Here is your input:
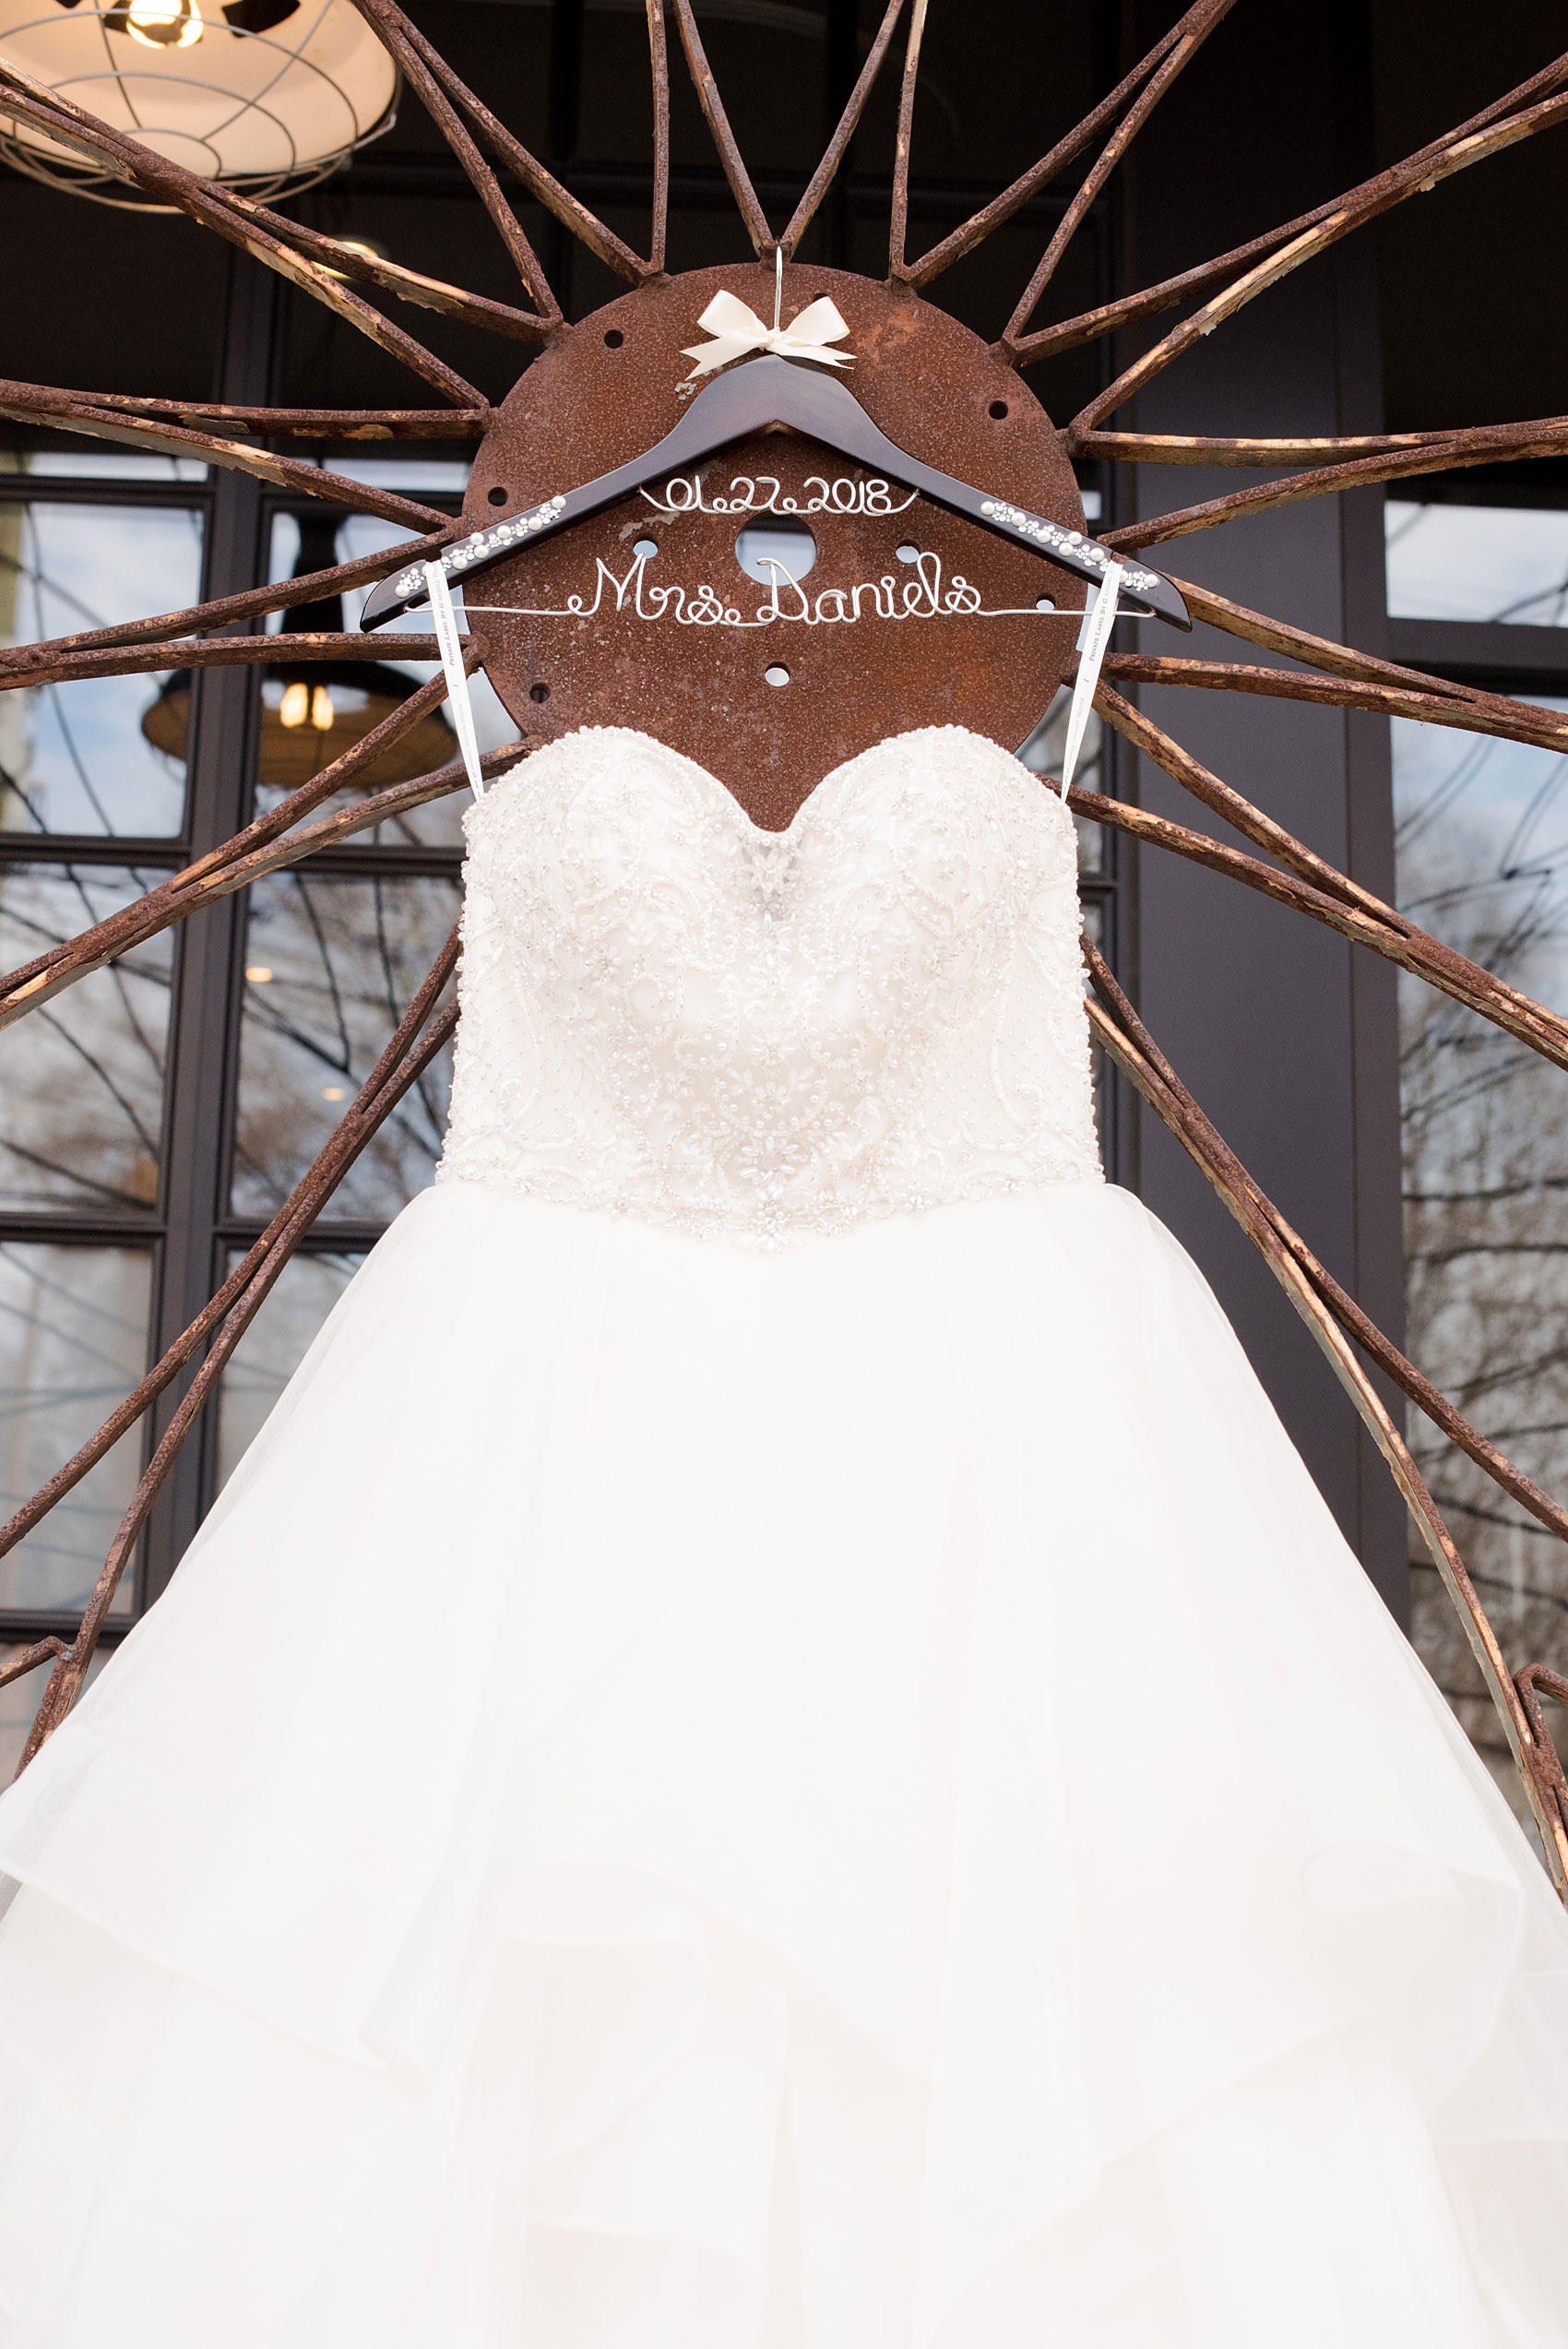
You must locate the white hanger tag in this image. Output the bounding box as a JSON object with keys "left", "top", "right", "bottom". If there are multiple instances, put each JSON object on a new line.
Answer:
{"left": 422, "top": 559, "right": 486, "bottom": 801}
{"left": 1060, "top": 560, "right": 1123, "bottom": 799}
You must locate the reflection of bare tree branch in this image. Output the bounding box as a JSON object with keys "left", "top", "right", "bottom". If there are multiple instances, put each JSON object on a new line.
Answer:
{"left": 1399, "top": 729, "right": 1568, "bottom": 1819}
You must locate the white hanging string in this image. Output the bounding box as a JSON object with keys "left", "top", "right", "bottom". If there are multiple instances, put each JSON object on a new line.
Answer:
{"left": 422, "top": 558, "right": 486, "bottom": 801}
{"left": 1059, "top": 559, "right": 1123, "bottom": 800}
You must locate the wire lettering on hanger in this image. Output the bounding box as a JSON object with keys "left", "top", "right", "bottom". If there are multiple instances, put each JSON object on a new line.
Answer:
{"left": 638, "top": 473, "right": 920, "bottom": 518}
{"left": 465, "top": 549, "right": 1079, "bottom": 630}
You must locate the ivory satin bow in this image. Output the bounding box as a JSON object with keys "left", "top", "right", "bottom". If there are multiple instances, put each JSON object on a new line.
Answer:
{"left": 682, "top": 289, "right": 854, "bottom": 379}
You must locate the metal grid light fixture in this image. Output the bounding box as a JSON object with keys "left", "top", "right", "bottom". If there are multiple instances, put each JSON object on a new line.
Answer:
{"left": 0, "top": 0, "right": 397, "bottom": 203}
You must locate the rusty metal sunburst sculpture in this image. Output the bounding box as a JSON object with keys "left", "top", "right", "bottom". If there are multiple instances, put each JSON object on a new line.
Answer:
{"left": 3, "top": 0, "right": 1568, "bottom": 1896}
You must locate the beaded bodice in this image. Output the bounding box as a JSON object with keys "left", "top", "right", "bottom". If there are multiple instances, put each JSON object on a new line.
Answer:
{"left": 436, "top": 725, "right": 1102, "bottom": 1244}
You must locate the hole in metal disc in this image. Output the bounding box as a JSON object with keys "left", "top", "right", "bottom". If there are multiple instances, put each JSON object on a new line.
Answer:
{"left": 529, "top": 683, "right": 550, "bottom": 703}
{"left": 633, "top": 537, "right": 659, "bottom": 560}
{"left": 989, "top": 399, "right": 1009, "bottom": 420}
{"left": 895, "top": 543, "right": 920, "bottom": 564}
{"left": 765, "top": 664, "right": 790, "bottom": 687}
{"left": 603, "top": 328, "right": 624, "bottom": 347}
{"left": 1036, "top": 595, "right": 1056, "bottom": 612}
{"left": 735, "top": 519, "right": 817, "bottom": 585}
{"left": 488, "top": 486, "right": 507, "bottom": 506}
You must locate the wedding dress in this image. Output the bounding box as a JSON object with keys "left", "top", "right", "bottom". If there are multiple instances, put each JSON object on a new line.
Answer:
{"left": 0, "top": 724, "right": 1565, "bottom": 2348}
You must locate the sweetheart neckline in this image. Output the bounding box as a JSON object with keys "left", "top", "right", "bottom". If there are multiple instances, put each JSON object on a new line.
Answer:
{"left": 470, "top": 722, "right": 1066, "bottom": 848}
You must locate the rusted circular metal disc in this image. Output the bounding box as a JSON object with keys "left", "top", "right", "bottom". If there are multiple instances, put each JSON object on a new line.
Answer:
{"left": 465, "top": 262, "right": 1084, "bottom": 830}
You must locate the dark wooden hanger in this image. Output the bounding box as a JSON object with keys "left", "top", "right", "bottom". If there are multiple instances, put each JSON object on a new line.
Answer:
{"left": 361, "top": 353, "right": 1191, "bottom": 631}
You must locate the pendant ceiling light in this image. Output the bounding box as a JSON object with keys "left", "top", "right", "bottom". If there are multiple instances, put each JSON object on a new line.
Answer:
{"left": 142, "top": 511, "right": 456, "bottom": 793}
{"left": 0, "top": 0, "right": 397, "bottom": 203}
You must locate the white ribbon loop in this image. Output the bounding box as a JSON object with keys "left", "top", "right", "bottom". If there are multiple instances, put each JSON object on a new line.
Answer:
{"left": 1060, "top": 561, "right": 1123, "bottom": 800}
{"left": 422, "top": 558, "right": 486, "bottom": 802}
{"left": 682, "top": 289, "right": 854, "bottom": 380}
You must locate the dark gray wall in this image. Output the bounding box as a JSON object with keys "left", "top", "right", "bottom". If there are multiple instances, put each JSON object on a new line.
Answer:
{"left": 1120, "top": 3, "right": 1409, "bottom": 1615}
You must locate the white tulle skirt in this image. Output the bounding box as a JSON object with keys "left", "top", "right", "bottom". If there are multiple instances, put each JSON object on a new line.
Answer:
{"left": 0, "top": 1178, "right": 1565, "bottom": 2347}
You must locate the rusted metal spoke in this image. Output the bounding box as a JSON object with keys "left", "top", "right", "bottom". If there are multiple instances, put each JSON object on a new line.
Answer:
{"left": 1070, "top": 79, "right": 1568, "bottom": 433}
{"left": 1164, "top": 572, "right": 1479, "bottom": 701}
{"left": 1101, "top": 420, "right": 1568, "bottom": 550}
{"left": 17, "top": 971, "right": 462, "bottom": 1775}
{"left": 1075, "top": 876, "right": 1568, "bottom": 1549}
{"left": 1083, "top": 943, "right": 1568, "bottom": 1900}
{"left": 647, "top": 0, "right": 671, "bottom": 272}
{"left": 380, "top": 6, "right": 642, "bottom": 282}
{"left": 903, "top": 0, "right": 1207, "bottom": 289}
{"left": 0, "top": 914, "right": 469, "bottom": 1575}
{"left": 0, "top": 384, "right": 450, "bottom": 531}
{"left": 0, "top": 1638, "right": 66, "bottom": 1696}
{"left": 0, "top": 67, "right": 487, "bottom": 408}
{"left": 1102, "top": 653, "right": 1568, "bottom": 757}
{"left": 886, "top": 0, "right": 928, "bottom": 276}
{"left": 0, "top": 723, "right": 514, "bottom": 1047}
{"left": 670, "top": 0, "right": 773, "bottom": 255}
{"left": 1079, "top": 421, "right": 1568, "bottom": 468}
{"left": 0, "top": 685, "right": 509, "bottom": 1032}
{"left": 346, "top": 0, "right": 561, "bottom": 319}
{"left": 1517, "top": 1667, "right": 1568, "bottom": 1842}
{"left": 1001, "top": 0, "right": 1238, "bottom": 346}
{"left": 0, "top": 531, "right": 454, "bottom": 676}
{"left": 783, "top": 0, "right": 905, "bottom": 258}
{"left": 1088, "top": 693, "right": 1568, "bottom": 1070}
{"left": 18, "top": 398, "right": 488, "bottom": 444}
{"left": 215, "top": 202, "right": 550, "bottom": 346}
{"left": 1025, "top": 45, "right": 1568, "bottom": 373}
{"left": 0, "top": 738, "right": 517, "bottom": 1031}
{"left": 3, "top": 632, "right": 438, "bottom": 694}
{"left": 1070, "top": 778, "right": 1568, "bottom": 1073}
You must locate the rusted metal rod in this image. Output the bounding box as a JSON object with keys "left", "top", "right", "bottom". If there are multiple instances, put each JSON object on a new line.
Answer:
{"left": 0, "top": 742, "right": 518, "bottom": 1038}
{"left": 16, "top": 963, "right": 462, "bottom": 1774}
{"left": 1020, "top": 46, "right": 1568, "bottom": 370}
{"left": 646, "top": 0, "right": 671, "bottom": 273}
{"left": 904, "top": 0, "right": 1213, "bottom": 288}
{"left": 1102, "top": 653, "right": 1568, "bottom": 756}
{"left": 346, "top": 0, "right": 561, "bottom": 319}
{"left": 0, "top": 66, "right": 488, "bottom": 408}
{"left": 1075, "top": 417, "right": 1568, "bottom": 468}
{"left": 1070, "top": 80, "right": 1568, "bottom": 434}
{"left": 1083, "top": 942, "right": 1568, "bottom": 1901}
{"left": 670, "top": 0, "right": 774, "bottom": 256}
{"left": 783, "top": 0, "right": 905, "bottom": 258}
{"left": 0, "top": 531, "right": 456, "bottom": 676}
{"left": 1001, "top": 0, "right": 1239, "bottom": 344}
{"left": 392, "top": 1, "right": 647, "bottom": 282}
{"left": 1101, "top": 422, "right": 1568, "bottom": 552}
{"left": 0, "top": 382, "right": 449, "bottom": 530}
{"left": 886, "top": 0, "right": 929, "bottom": 276}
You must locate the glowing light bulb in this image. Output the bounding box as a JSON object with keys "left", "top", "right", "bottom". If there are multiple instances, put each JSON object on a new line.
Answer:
{"left": 310, "top": 686, "right": 335, "bottom": 731}
{"left": 244, "top": 965, "right": 273, "bottom": 984}
{"left": 279, "top": 681, "right": 310, "bottom": 728}
{"left": 125, "top": 0, "right": 204, "bottom": 47}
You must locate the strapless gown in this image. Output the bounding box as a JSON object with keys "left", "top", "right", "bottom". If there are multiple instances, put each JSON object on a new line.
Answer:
{"left": 0, "top": 726, "right": 1565, "bottom": 2349}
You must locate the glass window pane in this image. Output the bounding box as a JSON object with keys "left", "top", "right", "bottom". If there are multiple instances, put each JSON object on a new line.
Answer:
{"left": 256, "top": 511, "right": 517, "bottom": 851}
{"left": 232, "top": 870, "right": 460, "bottom": 1221}
{"left": 0, "top": 453, "right": 207, "bottom": 483}
{"left": 1018, "top": 687, "right": 1106, "bottom": 873}
{"left": 0, "top": 1243, "right": 151, "bottom": 1614}
{"left": 1385, "top": 500, "right": 1568, "bottom": 626}
{"left": 0, "top": 864, "right": 172, "bottom": 1213}
{"left": 1394, "top": 703, "right": 1568, "bottom": 1816}
{"left": 217, "top": 1249, "right": 364, "bottom": 1492}
{"left": 0, "top": 498, "right": 205, "bottom": 835}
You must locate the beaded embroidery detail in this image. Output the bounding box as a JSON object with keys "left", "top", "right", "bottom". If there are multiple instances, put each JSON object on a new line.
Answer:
{"left": 436, "top": 724, "right": 1102, "bottom": 1244}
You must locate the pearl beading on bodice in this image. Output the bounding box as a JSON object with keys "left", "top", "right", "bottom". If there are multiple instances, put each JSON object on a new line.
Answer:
{"left": 436, "top": 725, "right": 1102, "bottom": 1244}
